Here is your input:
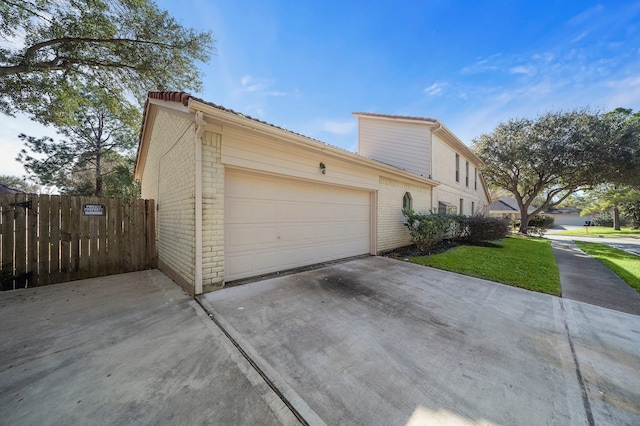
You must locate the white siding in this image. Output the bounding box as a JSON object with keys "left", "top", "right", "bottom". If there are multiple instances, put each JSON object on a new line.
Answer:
{"left": 358, "top": 118, "right": 432, "bottom": 178}
{"left": 432, "top": 133, "right": 488, "bottom": 214}
{"left": 377, "top": 177, "right": 432, "bottom": 252}
{"left": 222, "top": 127, "right": 379, "bottom": 190}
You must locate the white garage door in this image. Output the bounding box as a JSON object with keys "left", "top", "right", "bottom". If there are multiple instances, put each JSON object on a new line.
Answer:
{"left": 225, "top": 170, "right": 371, "bottom": 281}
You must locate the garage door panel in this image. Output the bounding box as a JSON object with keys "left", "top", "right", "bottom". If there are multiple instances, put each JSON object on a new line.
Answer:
{"left": 254, "top": 226, "right": 278, "bottom": 244}
{"left": 227, "top": 227, "right": 254, "bottom": 248}
{"left": 300, "top": 225, "right": 317, "bottom": 240}
{"left": 227, "top": 254, "right": 253, "bottom": 278}
{"left": 225, "top": 170, "right": 371, "bottom": 281}
{"left": 349, "top": 222, "right": 370, "bottom": 237}
{"left": 227, "top": 199, "right": 255, "bottom": 222}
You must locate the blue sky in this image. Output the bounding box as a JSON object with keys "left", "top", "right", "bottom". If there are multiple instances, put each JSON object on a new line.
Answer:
{"left": 2, "top": 0, "right": 640, "bottom": 177}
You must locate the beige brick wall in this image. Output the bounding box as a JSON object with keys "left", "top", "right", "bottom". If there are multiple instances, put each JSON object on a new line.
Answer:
{"left": 140, "top": 110, "right": 196, "bottom": 290}
{"left": 201, "top": 131, "right": 224, "bottom": 292}
{"left": 377, "top": 176, "right": 432, "bottom": 252}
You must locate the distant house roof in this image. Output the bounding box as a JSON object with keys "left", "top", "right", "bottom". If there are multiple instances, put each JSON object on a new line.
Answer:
{"left": 489, "top": 197, "right": 536, "bottom": 214}
{"left": 0, "top": 183, "right": 25, "bottom": 194}
{"left": 544, "top": 207, "right": 583, "bottom": 215}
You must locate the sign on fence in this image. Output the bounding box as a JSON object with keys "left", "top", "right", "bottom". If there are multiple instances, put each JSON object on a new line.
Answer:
{"left": 82, "top": 204, "right": 106, "bottom": 216}
{"left": 0, "top": 194, "right": 156, "bottom": 291}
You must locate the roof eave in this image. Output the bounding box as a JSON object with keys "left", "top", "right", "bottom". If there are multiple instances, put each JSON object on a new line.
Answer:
{"left": 189, "top": 99, "right": 440, "bottom": 187}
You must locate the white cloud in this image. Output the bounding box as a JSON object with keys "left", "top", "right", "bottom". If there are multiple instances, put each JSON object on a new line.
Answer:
{"left": 604, "top": 75, "right": 640, "bottom": 107}
{"left": 240, "top": 75, "right": 273, "bottom": 93}
{"left": 571, "top": 30, "right": 590, "bottom": 43}
{"left": 460, "top": 54, "right": 501, "bottom": 74}
{"left": 424, "top": 82, "right": 446, "bottom": 96}
{"left": 319, "top": 119, "right": 356, "bottom": 135}
{"left": 567, "top": 4, "right": 605, "bottom": 26}
{"left": 509, "top": 66, "right": 533, "bottom": 75}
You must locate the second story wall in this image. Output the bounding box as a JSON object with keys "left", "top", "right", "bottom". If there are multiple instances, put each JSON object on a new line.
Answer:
{"left": 432, "top": 132, "right": 480, "bottom": 192}
{"left": 358, "top": 117, "right": 432, "bottom": 179}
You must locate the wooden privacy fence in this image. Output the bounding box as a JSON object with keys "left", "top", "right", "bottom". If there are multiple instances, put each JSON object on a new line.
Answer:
{"left": 1, "top": 194, "right": 156, "bottom": 291}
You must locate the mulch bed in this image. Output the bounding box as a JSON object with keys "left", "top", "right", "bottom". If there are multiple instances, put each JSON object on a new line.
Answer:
{"left": 382, "top": 240, "right": 460, "bottom": 259}
{"left": 383, "top": 239, "right": 502, "bottom": 260}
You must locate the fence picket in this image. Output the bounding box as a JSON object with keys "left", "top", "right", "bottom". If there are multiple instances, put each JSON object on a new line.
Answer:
{"left": 14, "top": 193, "right": 27, "bottom": 289}
{"left": 49, "top": 195, "right": 61, "bottom": 284}
{"left": 1, "top": 195, "right": 16, "bottom": 290}
{"left": 60, "top": 196, "right": 71, "bottom": 283}
{"left": 38, "top": 195, "right": 50, "bottom": 286}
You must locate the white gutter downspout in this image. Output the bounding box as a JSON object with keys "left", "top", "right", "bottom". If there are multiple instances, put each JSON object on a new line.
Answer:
{"left": 431, "top": 123, "right": 442, "bottom": 211}
{"left": 194, "top": 111, "right": 206, "bottom": 295}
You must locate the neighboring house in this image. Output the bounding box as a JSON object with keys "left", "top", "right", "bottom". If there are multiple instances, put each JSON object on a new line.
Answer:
{"left": 543, "top": 207, "right": 592, "bottom": 226}
{"left": 0, "top": 183, "right": 25, "bottom": 194}
{"left": 135, "top": 92, "right": 490, "bottom": 295}
{"left": 489, "top": 197, "right": 536, "bottom": 220}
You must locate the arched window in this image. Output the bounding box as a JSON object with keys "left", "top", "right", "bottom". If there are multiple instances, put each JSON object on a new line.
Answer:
{"left": 402, "top": 192, "right": 412, "bottom": 210}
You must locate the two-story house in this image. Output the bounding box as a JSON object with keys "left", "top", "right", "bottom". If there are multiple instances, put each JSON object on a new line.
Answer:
{"left": 135, "top": 92, "right": 490, "bottom": 294}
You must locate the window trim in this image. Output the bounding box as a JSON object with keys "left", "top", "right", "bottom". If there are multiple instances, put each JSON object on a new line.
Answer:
{"left": 402, "top": 191, "right": 413, "bottom": 210}
{"left": 455, "top": 153, "right": 460, "bottom": 183}
{"left": 474, "top": 168, "right": 478, "bottom": 191}
{"left": 438, "top": 201, "right": 457, "bottom": 215}
{"left": 465, "top": 161, "right": 469, "bottom": 187}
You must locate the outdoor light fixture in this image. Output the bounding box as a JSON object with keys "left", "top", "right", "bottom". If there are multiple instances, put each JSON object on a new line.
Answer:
{"left": 319, "top": 162, "right": 326, "bottom": 174}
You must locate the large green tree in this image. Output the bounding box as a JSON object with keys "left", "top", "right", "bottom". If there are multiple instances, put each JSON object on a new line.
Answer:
{"left": 583, "top": 186, "right": 640, "bottom": 229}
{"left": 0, "top": 0, "right": 214, "bottom": 118}
{"left": 473, "top": 109, "right": 605, "bottom": 234}
{"left": 593, "top": 108, "right": 640, "bottom": 228}
{"left": 17, "top": 88, "right": 140, "bottom": 197}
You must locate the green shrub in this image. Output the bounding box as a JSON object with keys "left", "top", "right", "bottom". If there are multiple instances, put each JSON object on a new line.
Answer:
{"left": 448, "top": 214, "right": 469, "bottom": 240}
{"left": 402, "top": 209, "right": 453, "bottom": 250}
{"left": 466, "top": 216, "right": 510, "bottom": 243}
{"left": 592, "top": 213, "right": 613, "bottom": 227}
{"left": 528, "top": 215, "right": 554, "bottom": 228}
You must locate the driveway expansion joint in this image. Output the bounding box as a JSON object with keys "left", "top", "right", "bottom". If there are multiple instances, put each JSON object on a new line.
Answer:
{"left": 559, "top": 298, "right": 595, "bottom": 426}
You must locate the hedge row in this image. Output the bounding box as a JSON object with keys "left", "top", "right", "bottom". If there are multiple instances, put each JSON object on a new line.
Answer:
{"left": 402, "top": 210, "right": 510, "bottom": 251}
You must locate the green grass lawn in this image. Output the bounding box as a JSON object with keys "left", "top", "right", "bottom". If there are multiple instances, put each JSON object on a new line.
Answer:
{"left": 411, "top": 236, "right": 561, "bottom": 295}
{"left": 574, "top": 241, "right": 640, "bottom": 293}
{"left": 556, "top": 226, "right": 640, "bottom": 237}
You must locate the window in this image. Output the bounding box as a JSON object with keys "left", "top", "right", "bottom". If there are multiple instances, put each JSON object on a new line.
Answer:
{"left": 465, "top": 161, "right": 469, "bottom": 187}
{"left": 438, "top": 202, "right": 456, "bottom": 215}
{"left": 471, "top": 201, "right": 475, "bottom": 215}
{"left": 402, "top": 192, "right": 412, "bottom": 210}
{"left": 459, "top": 198, "right": 464, "bottom": 215}
{"left": 455, "top": 154, "right": 460, "bottom": 182}
{"left": 474, "top": 168, "right": 478, "bottom": 191}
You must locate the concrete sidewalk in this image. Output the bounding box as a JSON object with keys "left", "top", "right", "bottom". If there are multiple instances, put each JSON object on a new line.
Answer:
{"left": 547, "top": 233, "right": 640, "bottom": 256}
{"left": 552, "top": 239, "right": 640, "bottom": 315}
{"left": 0, "top": 270, "right": 298, "bottom": 425}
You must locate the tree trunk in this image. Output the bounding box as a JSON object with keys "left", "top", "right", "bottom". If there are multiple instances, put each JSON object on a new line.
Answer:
{"left": 95, "top": 151, "right": 103, "bottom": 197}
{"left": 519, "top": 210, "right": 530, "bottom": 234}
{"left": 613, "top": 206, "right": 621, "bottom": 230}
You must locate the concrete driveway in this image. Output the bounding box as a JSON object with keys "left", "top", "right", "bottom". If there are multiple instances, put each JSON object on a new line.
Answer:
{"left": 0, "top": 270, "right": 298, "bottom": 425}
{"left": 200, "top": 257, "right": 640, "bottom": 426}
